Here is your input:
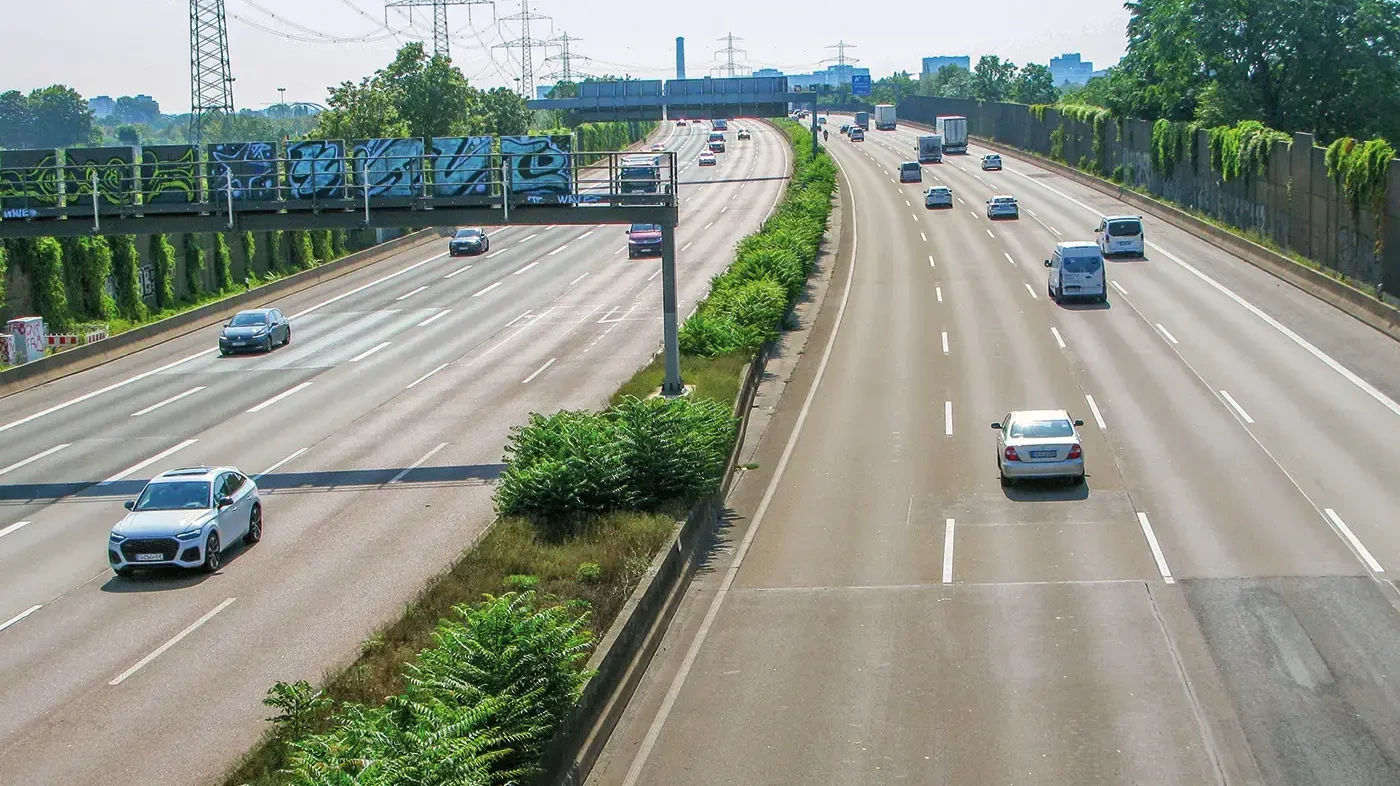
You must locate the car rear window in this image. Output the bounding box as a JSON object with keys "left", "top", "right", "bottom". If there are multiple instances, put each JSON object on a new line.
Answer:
{"left": 1010, "top": 418, "right": 1074, "bottom": 439}
{"left": 136, "top": 481, "right": 212, "bottom": 511}
{"left": 1063, "top": 254, "right": 1103, "bottom": 274}
{"left": 902, "top": 163, "right": 919, "bottom": 172}
{"left": 1108, "top": 219, "right": 1141, "bottom": 236}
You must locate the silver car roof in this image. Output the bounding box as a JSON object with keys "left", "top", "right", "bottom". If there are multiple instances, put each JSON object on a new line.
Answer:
{"left": 1009, "top": 409, "right": 1072, "bottom": 423}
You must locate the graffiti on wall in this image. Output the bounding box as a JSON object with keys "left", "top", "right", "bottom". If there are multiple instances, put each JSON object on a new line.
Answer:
{"left": 431, "top": 136, "right": 494, "bottom": 197}
{"left": 141, "top": 145, "right": 200, "bottom": 204}
{"left": 352, "top": 138, "right": 423, "bottom": 198}
{"left": 287, "top": 140, "right": 347, "bottom": 200}
{"left": 0, "top": 149, "right": 62, "bottom": 209}
{"left": 209, "top": 142, "right": 278, "bottom": 201}
{"left": 106, "top": 264, "right": 157, "bottom": 302}
{"left": 501, "top": 135, "right": 573, "bottom": 199}
{"left": 64, "top": 147, "right": 136, "bottom": 206}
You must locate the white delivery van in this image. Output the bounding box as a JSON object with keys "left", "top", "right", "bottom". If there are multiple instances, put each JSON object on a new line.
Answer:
{"left": 1044, "top": 241, "right": 1107, "bottom": 302}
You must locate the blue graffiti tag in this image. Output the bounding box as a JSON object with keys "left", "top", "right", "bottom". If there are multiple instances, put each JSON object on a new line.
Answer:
{"left": 352, "top": 138, "right": 423, "bottom": 198}
{"left": 287, "top": 140, "right": 346, "bottom": 200}
{"left": 501, "top": 136, "right": 574, "bottom": 197}
{"left": 431, "top": 136, "right": 493, "bottom": 197}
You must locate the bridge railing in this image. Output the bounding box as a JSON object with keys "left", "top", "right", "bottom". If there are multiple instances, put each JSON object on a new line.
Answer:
{"left": 0, "top": 137, "right": 678, "bottom": 231}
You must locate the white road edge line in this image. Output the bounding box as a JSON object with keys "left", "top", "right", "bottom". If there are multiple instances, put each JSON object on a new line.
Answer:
{"left": 110, "top": 598, "right": 237, "bottom": 685}
{"left": 522, "top": 357, "right": 557, "bottom": 384}
{"left": 254, "top": 448, "right": 307, "bottom": 481}
{"left": 472, "top": 281, "right": 502, "bottom": 297}
{"left": 100, "top": 439, "right": 198, "bottom": 485}
{"left": 0, "top": 520, "right": 32, "bottom": 539}
{"left": 406, "top": 363, "right": 450, "bottom": 390}
{"left": 0, "top": 443, "right": 72, "bottom": 476}
{"left": 1050, "top": 327, "right": 1066, "bottom": 349}
{"left": 417, "top": 309, "right": 452, "bottom": 327}
{"left": 1024, "top": 282, "right": 1039, "bottom": 300}
{"left": 389, "top": 442, "right": 448, "bottom": 484}
{"left": 1219, "top": 390, "right": 1255, "bottom": 423}
{"left": 1136, "top": 513, "right": 1175, "bottom": 584}
{"left": 247, "top": 381, "right": 313, "bottom": 413}
{"left": 945, "top": 401, "right": 954, "bottom": 436}
{"left": 1156, "top": 323, "right": 1180, "bottom": 344}
{"left": 130, "top": 388, "right": 205, "bottom": 418}
{"left": 1084, "top": 394, "right": 1107, "bottom": 430}
{"left": 942, "top": 518, "right": 956, "bottom": 584}
{"left": 941, "top": 331, "right": 949, "bottom": 354}
{"left": 1, "top": 605, "right": 43, "bottom": 633}
{"left": 395, "top": 285, "right": 427, "bottom": 301}
{"left": 1323, "top": 508, "right": 1384, "bottom": 573}
{"left": 349, "top": 342, "right": 391, "bottom": 362}
{"left": 617, "top": 152, "right": 862, "bottom": 786}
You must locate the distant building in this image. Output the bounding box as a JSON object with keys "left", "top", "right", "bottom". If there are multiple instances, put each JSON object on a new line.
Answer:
{"left": 537, "top": 85, "right": 552, "bottom": 99}
{"left": 133, "top": 94, "right": 160, "bottom": 115}
{"left": 90, "top": 95, "right": 116, "bottom": 118}
{"left": 752, "top": 68, "right": 784, "bottom": 78}
{"left": 921, "top": 56, "right": 970, "bottom": 76}
{"left": 1049, "top": 53, "right": 1111, "bottom": 87}
{"left": 786, "top": 64, "right": 871, "bottom": 91}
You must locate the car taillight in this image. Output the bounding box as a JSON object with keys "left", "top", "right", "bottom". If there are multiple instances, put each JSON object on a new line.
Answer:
{"left": 1004, "top": 447, "right": 1020, "bottom": 461}
{"left": 1067, "top": 444, "right": 1082, "bottom": 459}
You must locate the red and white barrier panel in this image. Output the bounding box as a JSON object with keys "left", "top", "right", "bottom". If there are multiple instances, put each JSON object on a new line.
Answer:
{"left": 47, "top": 328, "right": 109, "bottom": 348}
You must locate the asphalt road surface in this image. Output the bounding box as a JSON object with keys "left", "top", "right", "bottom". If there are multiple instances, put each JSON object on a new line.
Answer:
{"left": 0, "top": 120, "right": 788, "bottom": 786}
{"left": 585, "top": 116, "right": 1400, "bottom": 786}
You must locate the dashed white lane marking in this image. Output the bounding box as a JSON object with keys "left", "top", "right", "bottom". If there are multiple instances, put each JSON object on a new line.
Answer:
{"left": 254, "top": 447, "right": 308, "bottom": 481}
{"left": 395, "top": 285, "right": 427, "bottom": 302}
{"left": 349, "top": 342, "right": 391, "bottom": 363}
{"left": 1156, "top": 323, "right": 1180, "bottom": 344}
{"left": 1323, "top": 508, "right": 1384, "bottom": 573}
{"left": 472, "top": 281, "right": 502, "bottom": 297}
{"left": 1084, "top": 394, "right": 1107, "bottom": 430}
{"left": 389, "top": 442, "right": 447, "bottom": 484}
{"left": 1111, "top": 280, "right": 1129, "bottom": 296}
{"left": 0, "top": 520, "right": 32, "bottom": 539}
{"left": 515, "top": 261, "right": 540, "bottom": 275}
{"left": 969, "top": 210, "right": 978, "bottom": 218}
{"left": 936, "top": 287, "right": 943, "bottom": 302}
{"left": 648, "top": 269, "right": 662, "bottom": 282}
{"left": 100, "top": 439, "right": 198, "bottom": 484}
{"left": 986, "top": 229, "right": 995, "bottom": 239}
{"left": 444, "top": 264, "right": 473, "bottom": 278}
{"left": 1024, "top": 282, "right": 1039, "bottom": 300}
{"left": 1136, "top": 513, "right": 1175, "bottom": 584}
{"left": 287, "top": 252, "right": 446, "bottom": 321}
{"left": 945, "top": 401, "right": 954, "bottom": 436}
{"left": 130, "top": 387, "right": 207, "bottom": 418}
{"left": 406, "top": 363, "right": 449, "bottom": 390}
{"left": 521, "top": 233, "right": 538, "bottom": 242}
{"left": 246, "top": 382, "right": 312, "bottom": 414}
{"left": 1050, "top": 327, "right": 1066, "bottom": 349}
{"left": 576, "top": 230, "right": 594, "bottom": 240}
{"left": 505, "top": 310, "right": 534, "bottom": 328}
{"left": 682, "top": 241, "right": 693, "bottom": 252}
{"left": 1004, "top": 252, "right": 1016, "bottom": 266}
{"left": 1050, "top": 226, "right": 1062, "bottom": 236}
{"left": 417, "top": 309, "right": 451, "bottom": 327}
{"left": 547, "top": 245, "right": 568, "bottom": 256}
{"left": 942, "top": 518, "right": 956, "bottom": 584}
{"left": 522, "top": 358, "right": 557, "bottom": 384}
{"left": 928, "top": 255, "right": 935, "bottom": 267}
{"left": 110, "top": 598, "right": 237, "bottom": 686}
{"left": 1219, "top": 390, "right": 1255, "bottom": 423}
{"left": 957, "top": 197, "right": 965, "bottom": 204}
{"left": 1, "top": 443, "right": 72, "bottom": 475}
{"left": 1, "top": 605, "right": 44, "bottom": 633}
{"left": 486, "top": 249, "right": 506, "bottom": 259}
{"left": 921, "top": 232, "right": 927, "bottom": 242}
{"left": 704, "top": 221, "right": 714, "bottom": 229}
{"left": 569, "top": 273, "right": 590, "bottom": 287}
{"left": 905, "top": 198, "right": 911, "bottom": 206}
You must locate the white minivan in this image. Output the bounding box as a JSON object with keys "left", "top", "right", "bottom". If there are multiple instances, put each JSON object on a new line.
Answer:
{"left": 1044, "top": 241, "right": 1107, "bottom": 302}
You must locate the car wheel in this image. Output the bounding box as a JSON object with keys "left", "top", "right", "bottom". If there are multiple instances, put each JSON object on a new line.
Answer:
{"left": 283, "top": 328, "right": 292, "bottom": 346}
{"left": 115, "top": 566, "right": 135, "bottom": 578}
{"left": 244, "top": 504, "right": 262, "bottom": 544}
{"left": 1000, "top": 471, "right": 1014, "bottom": 488}
{"left": 483, "top": 240, "right": 490, "bottom": 253}
{"left": 201, "top": 531, "right": 222, "bottom": 573}
{"left": 219, "top": 348, "right": 230, "bottom": 357}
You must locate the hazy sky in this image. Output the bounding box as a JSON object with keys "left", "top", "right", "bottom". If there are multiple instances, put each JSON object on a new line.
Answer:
{"left": 2, "top": 0, "right": 1131, "bottom": 111}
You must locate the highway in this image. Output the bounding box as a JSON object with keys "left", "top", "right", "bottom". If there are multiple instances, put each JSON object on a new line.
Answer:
{"left": 586, "top": 115, "right": 1400, "bottom": 786}
{"left": 0, "top": 120, "right": 789, "bottom": 785}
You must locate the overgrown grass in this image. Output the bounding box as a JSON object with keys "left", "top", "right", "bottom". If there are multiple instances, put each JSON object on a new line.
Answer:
{"left": 223, "top": 511, "right": 675, "bottom": 786}
{"left": 610, "top": 352, "right": 752, "bottom": 408}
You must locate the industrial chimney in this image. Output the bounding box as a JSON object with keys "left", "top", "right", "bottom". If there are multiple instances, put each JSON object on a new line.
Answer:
{"left": 676, "top": 37, "right": 686, "bottom": 79}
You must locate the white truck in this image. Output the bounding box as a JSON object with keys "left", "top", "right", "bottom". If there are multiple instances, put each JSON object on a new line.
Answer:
{"left": 853, "top": 111, "right": 869, "bottom": 130}
{"left": 917, "top": 134, "right": 944, "bottom": 163}
{"left": 935, "top": 115, "right": 968, "bottom": 154}
{"left": 874, "top": 104, "right": 896, "bottom": 130}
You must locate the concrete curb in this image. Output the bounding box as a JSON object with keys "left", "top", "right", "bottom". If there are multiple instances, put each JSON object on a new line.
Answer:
{"left": 897, "top": 118, "right": 1400, "bottom": 343}
{"left": 0, "top": 227, "right": 449, "bottom": 399}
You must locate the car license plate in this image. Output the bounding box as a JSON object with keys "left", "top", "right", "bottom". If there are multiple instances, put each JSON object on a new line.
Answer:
{"left": 232, "top": 341, "right": 244, "bottom": 346}
{"left": 1030, "top": 450, "right": 1056, "bottom": 459}
{"left": 135, "top": 553, "right": 165, "bottom": 562}
{"left": 1065, "top": 286, "right": 1080, "bottom": 292}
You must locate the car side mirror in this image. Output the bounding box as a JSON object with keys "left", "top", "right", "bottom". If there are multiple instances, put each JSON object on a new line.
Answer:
{"left": 990, "top": 422, "right": 1002, "bottom": 430}
{"left": 123, "top": 500, "right": 135, "bottom": 511}
{"left": 1073, "top": 419, "right": 1085, "bottom": 427}
{"left": 217, "top": 495, "right": 234, "bottom": 508}
{"left": 624, "top": 229, "right": 630, "bottom": 235}
{"left": 1043, "top": 260, "right": 1051, "bottom": 267}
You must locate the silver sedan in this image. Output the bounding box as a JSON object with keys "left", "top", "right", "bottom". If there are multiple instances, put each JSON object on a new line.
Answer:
{"left": 991, "top": 409, "right": 1086, "bottom": 486}
{"left": 924, "top": 186, "right": 953, "bottom": 208}
{"left": 986, "top": 195, "right": 1020, "bottom": 219}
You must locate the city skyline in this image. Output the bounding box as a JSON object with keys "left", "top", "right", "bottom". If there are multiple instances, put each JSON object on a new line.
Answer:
{"left": 2, "top": 0, "right": 1131, "bottom": 111}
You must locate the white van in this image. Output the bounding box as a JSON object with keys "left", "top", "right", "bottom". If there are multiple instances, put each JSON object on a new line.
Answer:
{"left": 1096, "top": 215, "right": 1145, "bottom": 257}
{"left": 1044, "top": 241, "right": 1107, "bottom": 302}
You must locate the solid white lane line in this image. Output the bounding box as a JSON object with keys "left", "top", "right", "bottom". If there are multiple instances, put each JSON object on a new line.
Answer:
{"left": 942, "top": 518, "right": 956, "bottom": 584}
{"left": 0, "top": 348, "right": 215, "bottom": 434}
{"left": 389, "top": 442, "right": 447, "bottom": 484}
{"left": 110, "top": 598, "right": 237, "bottom": 686}
{"left": 100, "top": 439, "right": 198, "bottom": 485}
{"left": 522, "top": 358, "right": 557, "bottom": 384}
{"left": 247, "top": 382, "right": 313, "bottom": 413}
{"left": 1084, "top": 394, "right": 1107, "bottom": 430}
{"left": 486, "top": 249, "right": 507, "bottom": 259}
{"left": 547, "top": 245, "right": 568, "bottom": 256}
{"left": 1, "top": 605, "right": 43, "bottom": 633}
{"left": 1323, "top": 508, "right": 1384, "bottom": 573}
{"left": 936, "top": 287, "right": 943, "bottom": 302}
{"left": 1050, "top": 226, "right": 1062, "bottom": 236}
{"left": 681, "top": 241, "right": 693, "bottom": 252}
{"left": 444, "top": 264, "right": 473, "bottom": 278}
{"left": 254, "top": 448, "right": 307, "bottom": 480}
{"left": 1111, "top": 280, "right": 1129, "bottom": 296}
{"left": 986, "top": 229, "right": 995, "bottom": 239}
{"left": 0, "top": 521, "right": 32, "bottom": 539}
{"left": 928, "top": 255, "right": 935, "bottom": 267}
{"left": 406, "top": 363, "right": 449, "bottom": 389}
{"left": 417, "top": 309, "right": 452, "bottom": 327}
{"left": 945, "top": 401, "right": 954, "bottom": 436}
{"left": 1136, "top": 513, "right": 1175, "bottom": 584}
{"left": 941, "top": 332, "right": 949, "bottom": 354}
{"left": 287, "top": 252, "right": 445, "bottom": 320}
{"left": 1004, "top": 252, "right": 1016, "bottom": 266}
{"left": 515, "top": 261, "right": 540, "bottom": 275}
{"left": 395, "top": 285, "right": 427, "bottom": 301}
{"left": 1156, "top": 323, "right": 1180, "bottom": 344}
{"left": 0, "top": 443, "right": 72, "bottom": 476}
{"left": 1024, "top": 282, "right": 1039, "bottom": 300}
{"left": 349, "top": 342, "right": 391, "bottom": 362}
{"left": 1051, "top": 327, "right": 1066, "bottom": 349}
{"left": 130, "top": 388, "right": 205, "bottom": 418}
{"left": 1219, "top": 390, "right": 1255, "bottom": 423}
{"left": 472, "top": 281, "right": 502, "bottom": 297}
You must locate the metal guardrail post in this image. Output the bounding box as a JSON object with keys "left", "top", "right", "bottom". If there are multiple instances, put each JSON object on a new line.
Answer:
{"left": 660, "top": 224, "right": 684, "bottom": 395}
{"left": 501, "top": 154, "right": 510, "bottom": 222}
{"left": 224, "top": 165, "right": 234, "bottom": 229}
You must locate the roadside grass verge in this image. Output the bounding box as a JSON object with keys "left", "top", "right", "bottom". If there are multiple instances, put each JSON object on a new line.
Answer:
{"left": 610, "top": 351, "right": 751, "bottom": 407}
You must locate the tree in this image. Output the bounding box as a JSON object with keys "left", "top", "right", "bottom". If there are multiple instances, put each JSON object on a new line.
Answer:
{"left": 0, "top": 90, "right": 33, "bottom": 148}
{"left": 871, "top": 71, "right": 918, "bottom": 105}
{"left": 921, "top": 65, "right": 976, "bottom": 99}
{"left": 0, "top": 85, "right": 96, "bottom": 148}
{"left": 314, "top": 75, "right": 410, "bottom": 140}
{"left": 115, "top": 125, "right": 140, "bottom": 146}
{"left": 972, "top": 56, "right": 1018, "bottom": 102}
{"left": 113, "top": 95, "right": 161, "bottom": 125}
{"left": 111, "top": 236, "right": 146, "bottom": 321}
{"left": 479, "top": 87, "right": 530, "bottom": 135}
{"left": 546, "top": 80, "right": 579, "bottom": 98}
{"left": 1011, "top": 64, "right": 1059, "bottom": 104}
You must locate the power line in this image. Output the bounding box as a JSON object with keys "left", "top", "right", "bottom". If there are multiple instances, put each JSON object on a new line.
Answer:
{"left": 190, "top": 0, "right": 235, "bottom": 144}
{"left": 821, "top": 40, "right": 859, "bottom": 67}
{"left": 228, "top": 10, "right": 399, "bottom": 44}
{"left": 494, "top": 0, "right": 551, "bottom": 97}
{"left": 711, "top": 32, "right": 749, "bottom": 77}
{"left": 542, "top": 31, "right": 590, "bottom": 83}
{"left": 385, "top": 0, "right": 493, "bottom": 59}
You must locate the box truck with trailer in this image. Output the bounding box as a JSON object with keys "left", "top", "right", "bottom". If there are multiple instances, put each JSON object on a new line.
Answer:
{"left": 874, "top": 104, "right": 897, "bottom": 130}
{"left": 935, "top": 115, "right": 968, "bottom": 153}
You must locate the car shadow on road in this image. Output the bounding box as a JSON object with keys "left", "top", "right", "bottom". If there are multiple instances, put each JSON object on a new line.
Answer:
{"left": 1001, "top": 477, "right": 1091, "bottom": 502}
{"left": 1052, "top": 299, "right": 1112, "bottom": 312}
{"left": 98, "top": 540, "right": 255, "bottom": 592}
